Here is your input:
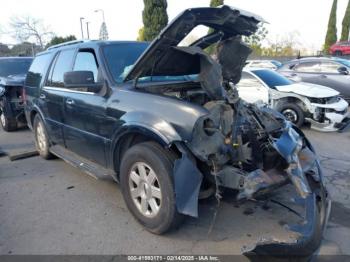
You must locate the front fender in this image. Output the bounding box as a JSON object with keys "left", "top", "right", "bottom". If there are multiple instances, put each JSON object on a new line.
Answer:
{"left": 120, "top": 111, "right": 182, "bottom": 144}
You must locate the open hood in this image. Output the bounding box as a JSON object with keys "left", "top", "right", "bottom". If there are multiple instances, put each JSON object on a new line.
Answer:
{"left": 276, "top": 82, "right": 339, "bottom": 98}
{"left": 124, "top": 5, "right": 264, "bottom": 82}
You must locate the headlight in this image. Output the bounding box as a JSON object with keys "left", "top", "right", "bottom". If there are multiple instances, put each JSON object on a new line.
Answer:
{"left": 0, "top": 87, "right": 5, "bottom": 96}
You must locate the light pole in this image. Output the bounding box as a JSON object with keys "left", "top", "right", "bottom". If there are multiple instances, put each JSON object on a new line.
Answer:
{"left": 86, "top": 21, "right": 90, "bottom": 39}
{"left": 80, "top": 17, "right": 85, "bottom": 39}
{"left": 94, "top": 9, "right": 105, "bottom": 23}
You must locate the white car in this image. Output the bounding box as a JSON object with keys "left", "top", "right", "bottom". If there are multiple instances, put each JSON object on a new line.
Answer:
{"left": 245, "top": 60, "right": 282, "bottom": 70}
{"left": 236, "top": 68, "right": 349, "bottom": 131}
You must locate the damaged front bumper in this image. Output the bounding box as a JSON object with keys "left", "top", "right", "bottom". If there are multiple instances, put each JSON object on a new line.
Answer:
{"left": 307, "top": 99, "right": 349, "bottom": 132}
{"left": 242, "top": 124, "right": 331, "bottom": 257}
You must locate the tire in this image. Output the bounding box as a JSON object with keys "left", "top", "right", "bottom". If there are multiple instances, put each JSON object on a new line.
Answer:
{"left": 120, "top": 141, "right": 184, "bottom": 234}
{"left": 278, "top": 103, "right": 305, "bottom": 127}
{"left": 0, "top": 108, "right": 17, "bottom": 132}
{"left": 33, "top": 114, "right": 53, "bottom": 159}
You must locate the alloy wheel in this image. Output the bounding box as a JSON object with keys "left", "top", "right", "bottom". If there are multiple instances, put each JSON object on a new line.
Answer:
{"left": 36, "top": 121, "right": 47, "bottom": 152}
{"left": 129, "top": 162, "right": 162, "bottom": 218}
{"left": 282, "top": 109, "right": 298, "bottom": 123}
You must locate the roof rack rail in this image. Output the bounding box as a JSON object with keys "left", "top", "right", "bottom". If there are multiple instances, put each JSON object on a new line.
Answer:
{"left": 47, "top": 40, "right": 89, "bottom": 50}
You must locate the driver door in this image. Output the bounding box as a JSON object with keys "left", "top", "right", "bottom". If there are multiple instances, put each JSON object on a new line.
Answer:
{"left": 62, "top": 49, "right": 110, "bottom": 167}
{"left": 236, "top": 72, "right": 269, "bottom": 104}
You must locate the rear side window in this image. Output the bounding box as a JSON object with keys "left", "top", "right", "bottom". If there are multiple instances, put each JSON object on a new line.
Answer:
{"left": 237, "top": 72, "right": 265, "bottom": 88}
{"left": 25, "top": 54, "right": 52, "bottom": 88}
{"left": 294, "top": 62, "right": 320, "bottom": 72}
{"left": 48, "top": 49, "right": 75, "bottom": 87}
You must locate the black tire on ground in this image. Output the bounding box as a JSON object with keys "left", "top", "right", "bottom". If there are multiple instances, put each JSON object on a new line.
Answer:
{"left": 120, "top": 141, "right": 184, "bottom": 234}
{"left": 277, "top": 102, "right": 305, "bottom": 127}
{"left": 335, "top": 51, "right": 343, "bottom": 56}
{"left": 0, "top": 108, "right": 17, "bottom": 132}
{"left": 33, "top": 114, "right": 53, "bottom": 159}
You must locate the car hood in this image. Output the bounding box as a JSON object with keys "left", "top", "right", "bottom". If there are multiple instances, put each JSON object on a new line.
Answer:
{"left": 275, "top": 82, "right": 339, "bottom": 98}
{"left": 0, "top": 74, "right": 26, "bottom": 87}
{"left": 124, "top": 5, "right": 264, "bottom": 82}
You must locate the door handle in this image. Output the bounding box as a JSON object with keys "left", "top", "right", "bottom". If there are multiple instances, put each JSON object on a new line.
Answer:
{"left": 66, "top": 99, "right": 75, "bottom": 105}
{"left": 290, "top": 73, "right": 298, "bottom": 77}
{"left": 39, "top": 94, "right": 46, "bottom": 99}
{"left": 321, "top": 75, "right": 327, "bottom": 78}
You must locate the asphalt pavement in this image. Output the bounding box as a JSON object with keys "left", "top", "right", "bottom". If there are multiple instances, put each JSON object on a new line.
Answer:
{"left": 0, "top": 126, "right": 349, "bottom": 256}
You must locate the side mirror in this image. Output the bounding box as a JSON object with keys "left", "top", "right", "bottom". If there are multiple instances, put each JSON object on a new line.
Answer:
{"left": 64, "top": 71, "right": 102, "bottom": 92}
{"left": 337, "top": 66, "right": 349, "bottom": 75}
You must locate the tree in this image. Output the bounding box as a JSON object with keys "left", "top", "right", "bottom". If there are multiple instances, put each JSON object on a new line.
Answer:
{"left": 137, "top": 27, "right": 145, "bottom": 41}
{"left": 210, "top": 0, "right": 223, "bottom": 7}
{"left": 142, "top": 0, "right": 168, "bottom": 41}
{"left": 324, "top": 0, "right": 338, "bottom": 53}
{"left": 99, "top": 22, "right": 109, "bottom": 40}
{"left": 341, "top": 0, "right": 350, "bottom": 41}
{"left": 10, "top": 42, "right": 41, "bottom": 56}
{"left": 0, "top": 43, "right": 11, "bottom": 57}
{"left": 243, "top": 24, "right": 268, "bottom": 55}
{"left": 9, "top": 15, "right": 54, "bottom": 49}
{"left": 46, "top": 35, "right": 77, "bottom": 48}
{"left": 206, "top": 0, "right": 224, "bottom": 54}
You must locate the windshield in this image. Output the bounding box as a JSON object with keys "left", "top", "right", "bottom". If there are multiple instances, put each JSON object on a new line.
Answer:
{"left": 0, "top": 59, "right": 33, "bottom": 77}
{"left": 336, "top": 59, "right": 350, "bottom": 68}
{"left": 252, "top": 69, "right": 293, "bottom": 88}
{"left": 103, "top": 43, "right": 149, "bottom": 83}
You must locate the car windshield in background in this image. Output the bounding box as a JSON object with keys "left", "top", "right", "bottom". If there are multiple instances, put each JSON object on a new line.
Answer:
{"left": 0, "top": 59, "right": 32, "bottom": 77}
{"left": 253, "top": 69, "right": 293, "bottom": 88}
{"left": 336, "top": 59, "right": 350, "bottom": 68}
{"left": 103, "top": 43, "right": 149, "bottom": 83}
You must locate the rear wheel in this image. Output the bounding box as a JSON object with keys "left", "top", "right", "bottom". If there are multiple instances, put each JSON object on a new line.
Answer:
{"left": 120, "top": 141, "right": 184, "bottom": 234}
{"left": 278, "top": 103, "right": 305, "bottom": 127}
{"left": 0, "top": 108, "right": 17, "bottom": 132}
{"left": 33, "top": 114, "right": 53, "bottom": 159}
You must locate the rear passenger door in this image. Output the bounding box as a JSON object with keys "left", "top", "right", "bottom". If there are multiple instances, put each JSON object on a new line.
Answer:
{"left": 62, "top": 49, "right": 109, "bottom": 167}
{"left": 42, "top": 49, "right": 75, "bottom": 145}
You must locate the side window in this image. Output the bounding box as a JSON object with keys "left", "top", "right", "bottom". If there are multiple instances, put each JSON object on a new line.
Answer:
{"left": 25, "top": 53, "right": 52, "bottom": 88}
{"left": 48, "top": 49, "right": 75, "bottom": 87}
{"left": 237, "top": 72, "right": 264, "bottom": 88}
{"left": 73, "top": 51, "right": 99, "bottom": 82}
{"left": 294, "top": 62, "right": 320, "bottom": 72}
{"left": 319, "top": 62, "right": 340, "bottom": 73}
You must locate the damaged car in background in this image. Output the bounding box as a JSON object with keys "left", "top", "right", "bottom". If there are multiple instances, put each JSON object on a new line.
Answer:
{"left": 24, "top": 5, "right": 331, "bottom": 258}
{"left": 0, "top": 57, "right": 33, "bottom": 131}
{"left": 237, "top": 68, "right": 349, "bottom": 131}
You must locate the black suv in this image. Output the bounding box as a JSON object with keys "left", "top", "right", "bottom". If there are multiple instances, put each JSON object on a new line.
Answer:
{"left": 24, "top": 6, "right": 330, "bottom": 256}
{"left": 0, "top": 57, "right": 33, "bottom": 131}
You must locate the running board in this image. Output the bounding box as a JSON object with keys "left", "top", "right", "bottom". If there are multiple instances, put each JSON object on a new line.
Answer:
{"left": 50, "top": 145, "right": 116, "bottom": 180}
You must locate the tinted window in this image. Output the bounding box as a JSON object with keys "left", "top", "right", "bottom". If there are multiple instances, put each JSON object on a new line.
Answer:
{"left": 252, "top": 69, "right": 293, "bottom": 88}
{"left": 237, "top": 72, "right": 264, "bottom": 88}
{"left": 103, "top": 43, "right": 149, "bottom": 83}
{"left": 73, "top": 51, "right": 98, "bottom": 82}
{"left": 294, "top": 62, "right": 320, "bottom": 72}
{"left": 0, "top": 59, "right": 32, "bottom": 77}
{"left": 49, "top": 49, "right": 75, "bottom": 87}
{"left": 319, "top": 62, "right": 340, "bottom": 73}
{"left": 25, "top": 54, "right": 52, "bottom": 88}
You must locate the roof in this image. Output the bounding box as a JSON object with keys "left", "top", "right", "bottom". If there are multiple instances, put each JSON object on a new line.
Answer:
{"left": 0, "top": 57, "right": 33, "bottom": 60}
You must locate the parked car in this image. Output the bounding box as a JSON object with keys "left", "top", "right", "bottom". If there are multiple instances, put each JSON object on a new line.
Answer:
{"left": 245, "top": 59, "right": 282, "bottom": 70}
{"left": 278, "top": 57, "right": 350, "bottom": 102}
{"left": 236, "top": 68, "right": 349, "bottom": 131}
{"left": 24, "top": 6, "right": 330, "bottom": 257}
{"left": 329, "top": 41, "right": 350, "bottom": 56}
{"left": 0, "top": 57, "right": 33, "bottom": 131}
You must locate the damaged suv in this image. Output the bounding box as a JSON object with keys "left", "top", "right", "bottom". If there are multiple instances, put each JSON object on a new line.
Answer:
{"left": 24, "top": 6, "right": 330, "bottom": 257}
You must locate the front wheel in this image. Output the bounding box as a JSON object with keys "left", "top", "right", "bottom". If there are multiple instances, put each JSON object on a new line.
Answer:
{"left": 0, "top": 108, "right": 17, "bottom": 132}
{"left": 278, "top": 103, "right": 305, "bottom": 127}
{"left": 120, "top": 141, "right": 184, "bottom": 234}
{"left": 33, "top": 114, "right": 53, "bottom": 159}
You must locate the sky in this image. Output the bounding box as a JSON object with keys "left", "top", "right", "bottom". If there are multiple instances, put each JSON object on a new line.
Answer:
{"left": 0, "top": 0, "right": 349, "bottom": 52}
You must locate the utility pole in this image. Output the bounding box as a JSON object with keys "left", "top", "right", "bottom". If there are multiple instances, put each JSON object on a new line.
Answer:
{"left": 80, "top": 17, "right": 85, "bottom": 39}
{"left": 95, "top": 9, "right": 105, "bottom": 23}
{"left": 86, "top": 21, "right": 90, "bottom": 39}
